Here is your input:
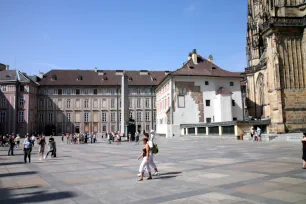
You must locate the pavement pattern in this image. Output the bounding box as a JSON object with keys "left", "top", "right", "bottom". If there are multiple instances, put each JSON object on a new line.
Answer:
{"left": 0, "top": 136, "right": 306, "bottom": 204}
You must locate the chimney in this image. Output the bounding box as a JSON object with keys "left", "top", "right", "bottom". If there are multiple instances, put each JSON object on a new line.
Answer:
{"left": 192, "top": 49, "right": 197, "bottom": 64}
{"left": 6, "top": 65, "right": 9, "bottom": 70}
{"left": 208, "top": 55, "right": 214, "bottom": 63}
{"left": 94, "top": 67, "right": 98, "bottom": 72}
{"left": 188, "top": 52, "right": 192, "bottom": 60}
{"left": 39, "top": 72, "right": 44, "bottom": 79}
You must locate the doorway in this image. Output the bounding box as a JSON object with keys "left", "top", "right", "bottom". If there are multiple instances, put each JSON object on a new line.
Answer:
{"left": 75, "top": 126, "right": 80, "bottom": 133}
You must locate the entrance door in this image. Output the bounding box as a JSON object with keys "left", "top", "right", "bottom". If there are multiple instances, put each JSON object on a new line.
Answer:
{"left": 137, "top": 125, "right": 141, "bottom": 133}
{"left": 75, "top": 126, "right": 80, "bottom": 133}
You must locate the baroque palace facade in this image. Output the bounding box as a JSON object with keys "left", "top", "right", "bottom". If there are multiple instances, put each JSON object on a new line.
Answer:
{"left": 0, "top": 65, "right": 167, "bottom": 135}
{"left": 246, "top": 0, "right": 306, "bottom": 132}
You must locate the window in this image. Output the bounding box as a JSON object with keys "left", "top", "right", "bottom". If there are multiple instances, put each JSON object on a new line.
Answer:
{"left": 48, "top": 113, "right": 53, "bottom": 123}
{"left": 48, "top": 99, "right": 52, "bottom": 107}
{"left": 153, "top": 111, "right": 156, "bottom": 121}
{"left": 137, "top": 112, "right": 142, "bottom": 121}
{"left": 94, "top": 89, "right": 97, "bottom": 95}
{"left": 178, "top": 96, "right": 185, "bottom": 108}
{"left": 146, "top": 125, "right": 150, "bottom": 132}
{"left": 233, "top": 117, "right": 237, "bottom": 121}
{"left": 230, "top": 82, "right": 234, "bottom": 86}
{"left": 39, "top": 99, "right": 44, "bottom": 108}
{"left": 179, "top": 88, "right": 187, "bottom": 95}
{"left": 18, "top": 111, "right": 24, "bottom": 122}
{"left": 84, "top": 112, "right": 89, "bottom": 122}
{"left": 84, "top": 100, "right": 89, "bottom": 108}
{"left": 0, "top": 98, "right": 6, "bottom": 106}
{"left": 129, "top": 99, "right": 132, "bottom": 108}
{"left": 76, "top": 89, "right": 80, "bottom": 95}
{"left": 119, "top": 111, "right": 121, "bottom": 121}
{"left": 206, "top": 100, "right": 210, "bottom": 107}
{"left": 111, "top": 125, "right": 115, "bottom": 131}
{"left": 145, "top": 98, "right": 150, "bottom": 108}
{"left": 136, "top": 98, "right": 141, "bottom": 108}
{"left": 67, "top": 113, "right": 71, "bottom": 122}
{"left": 205, "top": 81, "right": 209, "bottom": 85}
{"left": 102, "top": 99, "right": 107, "bottom": 108}
{"left": 119, "top": 99, "right": 121, "bottom": 108}
{"left": 111, "top": 112, "right": 116, "bottom": 122}
{"left": 232, "top": 100, "right": 236, "bottom": 106}
{"left": 206, "top": 118, "right": 211, "bottom": 123}
{"left": 63, "top": 89, "right": 72, "bottom": 95}
{"left": 20, "top": 85, "right": 24, "bottom": 92}
{"left": 84, "top": 89, "right": 89, "bottom": 95}
{"left": 39, "top": 113, "right": 44, "bottom": 122}
{"left": 129, "top": 111, "right": 133, "bottom": 119}
{"left": 102, "top": 112, "right": 107, "bottom": 122}
{"left": 58, "top": 89, "right": 62, "bottom": 95}
{"left": 1, "top": 85, "right": 7, "bottom": 91}
{"left": 67, "top": 99, "right": 71, "bottom": 108}
{"left": 0, "top": 112, "right": 6, "bottom": 122}
{"left": 145, "top": 111, "right": 150, "bottom": 121}
{"left": 137, "top": 89, "right": 141, "bottom": 94}
{"left": 19, "top": 96, "right": 24, "bottom": 106}
{"left": 153, "top": 98, "right": 156, "bottom": 108}
{"left": 111, "top": 98, "right": 115, "bottom": 108}
{"left": 102, "top": 125, "right": 106, "bottom": 132}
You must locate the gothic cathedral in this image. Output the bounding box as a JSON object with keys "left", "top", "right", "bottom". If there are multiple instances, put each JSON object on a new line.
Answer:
{"left": 246, "top": 0, "right": 306, "bottom": 133}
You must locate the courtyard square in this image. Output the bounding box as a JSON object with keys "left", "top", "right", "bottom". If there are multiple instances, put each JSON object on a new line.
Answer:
{"left": 0, "top": 136, "right": 305, "bottom": 204}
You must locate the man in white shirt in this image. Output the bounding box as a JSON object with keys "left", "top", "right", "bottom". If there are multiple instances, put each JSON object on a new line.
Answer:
{"left": 23, "top": 135, "right": 32, "bottom": 163}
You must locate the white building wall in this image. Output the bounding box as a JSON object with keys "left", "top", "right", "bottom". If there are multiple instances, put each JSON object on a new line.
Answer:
{"left": 220, "top": 95, "right": 232, "bottom": 122}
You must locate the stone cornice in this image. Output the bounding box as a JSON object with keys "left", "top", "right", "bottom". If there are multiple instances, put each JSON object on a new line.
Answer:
{"left": 260, "top": 16, "right": 306, "bottom": 34}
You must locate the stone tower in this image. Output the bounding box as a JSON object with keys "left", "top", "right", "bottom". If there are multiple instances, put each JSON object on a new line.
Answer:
{"left": 245, "top": 0, "right": 306, "bottom": 133}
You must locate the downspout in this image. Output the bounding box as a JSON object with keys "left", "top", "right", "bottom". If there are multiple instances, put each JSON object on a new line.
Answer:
{"left": 170, "top": 74, "right": 174, "bottom": 126}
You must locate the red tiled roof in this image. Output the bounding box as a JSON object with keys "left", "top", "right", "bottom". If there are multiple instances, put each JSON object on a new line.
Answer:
{"left": 216, "top": 87, "right": 232, "bottom": 95}
{"left": 39, "top": 70, "right": 167, "bottom": 86}
{"left": 172, "top": 55, "right": 242, "bottom": 78}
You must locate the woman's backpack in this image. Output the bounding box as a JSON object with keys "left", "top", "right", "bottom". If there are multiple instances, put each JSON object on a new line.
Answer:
{"left": 152, "top": 143, "right": 159, "bottom": 154}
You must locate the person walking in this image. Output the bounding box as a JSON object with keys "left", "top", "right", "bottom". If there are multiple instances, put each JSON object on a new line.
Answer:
{"left": 38, "top": 136, "right": 46, "bottom": 160}
{"left": 23, "top": 135, "right": 32, "bottom": 163}
{"left": 135, "top": 131, "right": 139, "bottom": 145}
{"left": 44, "top": 137, "right": 57, "bottom": 159}
{"left": 15, "top": 134, "right": 21, "bottom": 148}
{"left": 107, "top": 132, "right": 111, "bottom": 144}
{"left": 257, "top": 127, "right": 262, "bottom": 141}
{"left": 61, "top": 133, "right": 64, "bottom": 142}
{"left": 143, "top": 132, "right": 159, "bottom": 176}
{"left": 93, "top": 133, "right": 96, "bottom": 143}
{"left": 302, "top": 133, "right": 306, "bottom": 169}
{"left": 8, "top": 136, "right": 15, "bottom": 156}
{"left": 66, "top": 133, "right": 70, "bottom": 144}
{"left": 31, "top": 134, "right": 35, "bottom": 147}
{"left": 137, "top": 137, "right": 152, "bottom": 181}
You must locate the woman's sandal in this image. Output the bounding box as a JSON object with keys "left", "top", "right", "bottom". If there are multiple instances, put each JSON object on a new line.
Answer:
{"left": 147, "top": 177, "right": 153, "bottom": 180}
{"left": 138, "top": 178, "right": 143, "bottom": 181}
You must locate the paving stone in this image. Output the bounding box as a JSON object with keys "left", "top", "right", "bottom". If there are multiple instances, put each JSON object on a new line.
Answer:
{"left": 261, "top": 190, "right": 306, "bottom": 203}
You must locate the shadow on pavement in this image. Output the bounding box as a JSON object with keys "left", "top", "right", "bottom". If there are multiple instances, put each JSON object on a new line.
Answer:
{"left": 0, "top": 161, "right": 25, "bottom": 166}
{"left": 0, "top": 183, "right": 77, "bottom": 204}
{"left": 0, "top": 171, "right": 38, "bottom": 178}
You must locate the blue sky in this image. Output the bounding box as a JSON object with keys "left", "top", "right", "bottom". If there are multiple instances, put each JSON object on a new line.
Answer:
{"left": 0, "top": 0, "right": 248, "bottom": 75}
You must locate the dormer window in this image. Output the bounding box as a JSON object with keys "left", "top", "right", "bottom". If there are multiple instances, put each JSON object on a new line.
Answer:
{"left": 212, "top": 67, "right": 216, "bottom": 70}
{"left": 77, "top": 75, "right": 83, "bottom": 81}
{"left": 188, "top": 65, "right": 194, "bottom": 69}
{"left": 128, "top": 77, "right": 133, "bottom": 81}
{"left": 51, "top": 75, "right": 57, "bottom": 81}
{"left": 152, "top": 78, "right": 157, "bottom": 82}
{"left": 6, "top": 75, "right": 11, "bottom": 78}
{"left": 102, "top": 77, "right": 108, "bottom": 81}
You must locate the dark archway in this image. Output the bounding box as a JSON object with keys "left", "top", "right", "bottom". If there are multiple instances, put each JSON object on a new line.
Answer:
{"left": 127, "top": 117, "right": 136, "bottom": 141}
{"left": 45, "top": 125, "right": 56, "bottom": 136}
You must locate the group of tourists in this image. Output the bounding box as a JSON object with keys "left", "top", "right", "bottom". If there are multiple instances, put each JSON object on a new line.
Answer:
{"left": 23, "top": 134, "right": 57, "bottom": 163}
{"left": 250, "top": 126, "right": 262, "bottom": 141}
{"left": 63, "top": 132, "right": 97, "bottom": 144}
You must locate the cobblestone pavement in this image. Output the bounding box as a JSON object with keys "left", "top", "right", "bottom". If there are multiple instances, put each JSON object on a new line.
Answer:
{"left": 0, "top": 136, "right": 305, "bottom": 204}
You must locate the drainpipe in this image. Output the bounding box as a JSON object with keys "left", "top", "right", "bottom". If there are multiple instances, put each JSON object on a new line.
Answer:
{"left": 170, "top": 74, "right": 174, "bottom": 127}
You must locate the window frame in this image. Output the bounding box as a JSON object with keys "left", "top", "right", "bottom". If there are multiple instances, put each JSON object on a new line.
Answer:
{"left": 205, "top": 100, "right": 211, "bottom": 107}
